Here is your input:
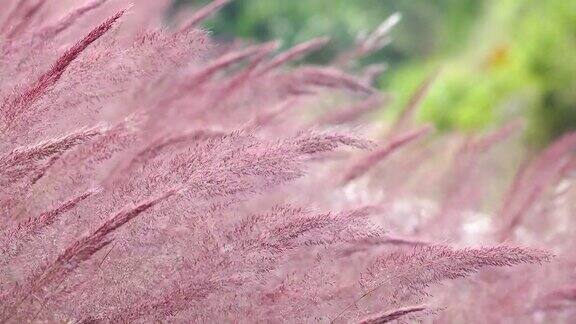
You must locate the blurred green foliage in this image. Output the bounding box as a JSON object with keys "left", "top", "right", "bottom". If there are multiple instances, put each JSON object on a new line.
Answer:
{"left": 177, "top": 0, "right": 576, "bottom": 146}
{"left": 417, "top": 0, "right": 576, "bottom": 146}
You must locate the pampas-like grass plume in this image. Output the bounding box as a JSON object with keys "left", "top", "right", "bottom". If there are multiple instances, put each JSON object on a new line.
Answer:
{"left": 0, "top": 1, "right": 569, "bottom": 323}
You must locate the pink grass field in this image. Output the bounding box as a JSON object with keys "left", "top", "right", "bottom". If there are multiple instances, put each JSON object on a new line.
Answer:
{"left": 0, "top": 1, "right": 574, "bottom": 323}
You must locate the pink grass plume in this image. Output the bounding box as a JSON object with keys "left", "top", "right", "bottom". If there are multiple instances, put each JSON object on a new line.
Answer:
{"left": 180, "top": 0, "right": 231, "bottom": 31}
{"left": 256, "top": 36, "right": 331, "bottom": 76}
{"left": 340, "top": 125, "right": 433, "bottom": 185}
{"left": 1, "top": 8, "right": 126, "bottom": 127}
{"left": 34, "top": 0, "right": 109, "bottom": 41}
{"left": 359, "top": 305, "right": 428, "bottom": 324}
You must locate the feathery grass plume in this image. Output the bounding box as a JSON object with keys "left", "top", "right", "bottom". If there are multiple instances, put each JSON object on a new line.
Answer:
{"left": 361, "top": 63, "right": 388, "bottom": 86}
{"left": 33, "top": 0, "right": 109, "bottom": 41}
{"left": 214, "top": 41, "right": 281, "bottom": 97}
{"left": 432, "top": 120, "right": 523, "bottom": 231}
{"left": 536, "top": 285, "right": 576, "bottom": 311}
{"left": 498, "top": 132, "right": 576, "bottom": 241}
{"left": 0, "top": 1, "right": 564, "bottom": 322}
{"left": 387, "top": 69, "right": 439, "bottom": 137}
{"left": 0, "top": 189, "right": 99, "bottom": 270}
{"left": 0, "top": 1, "right": 27, "bottom": 35}
{"left": 336, "top": 13, "right": 401, "bottom": 66}
{"left": 332, "top": 245, "right": 550, "bottom": 322}
{"left": 173, "top": 43, "right": 269, "bottom": 95}
{"left": 0, "top": 190, "right": 176, "bottom": 322}
{"left": 2, "top": 0, "right": 46, "bottom": 40}
{"left": 336, "top": 235, "right": 431, "bottom": 259}
{"left": 5, "top": 188, "right": 98, "bottom": 246}
{"left": 358, "top": 305, "right": 428, "bottom": 324}
{"left": 316, "top": 94, "right": 388, "bottom": 126}
{"left": 340, "top": 125, "right": 432, "bottom": 185}
{"left": 0, "top": 126, "right": 105, "bottom": 187}
{"left": 357, "top": 13, "right": 401, "bottom": 55}
{"left": 1, "top": 8, "right": 125, "bottom": 129}
{"left": 180, "top": 0, "right": 231, "bottom": 31}
{"left": 467, "top": 119, "right": 523, "bottom": 153}
{"left": 256, "top": 36, "right": 331, "bottom": 76}
{"left": 124, "top": 128, "right": 228, "bottom": 169}
{"left": 90, "top": 205, "right": 382, "bottom": 322}
{"left": 248, "top": 98, "right": 298, "bottom": 128}
{"left": 295, "top": 131, "right": 373, "bottom": 154}
{"left": 291, "top": 66, "right": 377, "bottom": 95}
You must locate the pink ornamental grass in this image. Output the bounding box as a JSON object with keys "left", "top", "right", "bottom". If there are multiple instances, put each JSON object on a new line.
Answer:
{"left": 0, "top": 1, "right": 567, "bottom": 323}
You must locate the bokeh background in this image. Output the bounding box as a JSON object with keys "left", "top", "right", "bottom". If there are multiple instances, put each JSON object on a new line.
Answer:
{"left": 174, "top": 0, "right": 576, "bottom": 148}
